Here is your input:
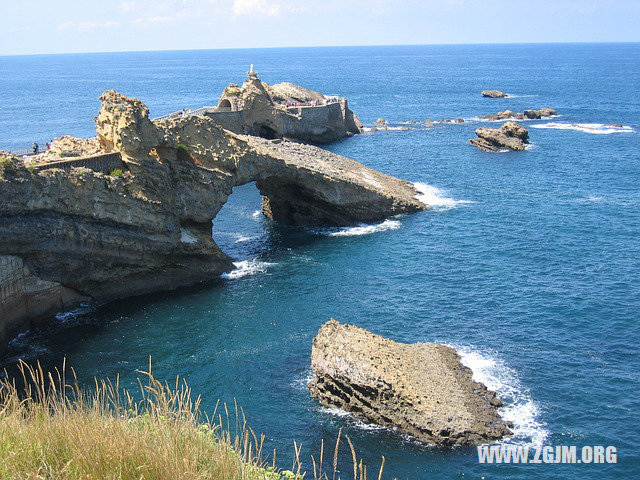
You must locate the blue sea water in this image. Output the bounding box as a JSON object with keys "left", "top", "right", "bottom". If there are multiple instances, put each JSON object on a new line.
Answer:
{"left": 1, "top": 44, "right": 640, "bottom": 479}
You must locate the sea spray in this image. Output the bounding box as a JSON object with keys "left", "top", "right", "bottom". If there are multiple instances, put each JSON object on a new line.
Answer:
{"left": 454, "top": 346, "right": 549, "bottom": 447}
{"left": 531, "top": 122, "right": 634, "bottom": 135}
{"left": 221, "top": 259, "right": 275, "bottom": 279}
{"left": 413, "top": 182, "right": 473, "bottom": 210}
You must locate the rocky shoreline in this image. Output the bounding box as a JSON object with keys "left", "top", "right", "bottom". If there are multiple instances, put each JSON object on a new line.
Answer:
{"left": 0, "top": 91, "right": 426, "bottom": 354}
{"left": 308, "top": 320, "right": 513, "bottom": 446}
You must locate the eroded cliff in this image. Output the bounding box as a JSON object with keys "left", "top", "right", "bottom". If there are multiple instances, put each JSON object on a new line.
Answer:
{"left": 0, "top": 91, "right": 426, "bottom": 351}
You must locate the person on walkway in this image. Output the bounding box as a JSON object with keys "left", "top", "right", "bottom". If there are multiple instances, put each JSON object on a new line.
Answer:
{"left": 46, "top": 142, "right": 51, "bottom": 151}
{"left": 32, "top": 142, "right": 39, "bottom": 154}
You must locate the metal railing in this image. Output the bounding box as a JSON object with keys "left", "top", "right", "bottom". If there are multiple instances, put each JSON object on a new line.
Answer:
{"left": 152, "top": 106, "right": 216, "bottom": 122}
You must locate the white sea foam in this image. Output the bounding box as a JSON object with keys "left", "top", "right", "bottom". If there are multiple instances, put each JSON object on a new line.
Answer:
{"left": 454, "top": 346, "right": 549, "bottom": 446}
{"left": 413, "top": 182, "right": 473, "bottom": 210}
{"left": 325, "top": 219, "right": 402, "bottom": 237}
{"left": 55, "top": 304, "right": 96, "bottom": 322}
{"left": 234, "top": 234, "right": 257, "bottom": 243}
{"left": 251, "top": 210, "right": 262, "bottom": 219}
{"left": 531, "top": 122, "right": 634, "bottom": 135}
{"left": 221, "top": 259, "right": 275, "bottom": 279}
{"left": 582, "top": 195, "right": 604, "bottom": 204}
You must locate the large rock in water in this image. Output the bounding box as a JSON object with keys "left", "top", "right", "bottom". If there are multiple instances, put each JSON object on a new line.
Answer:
{"left": 481, "top": 90, "right": 508, "bottom": 98}
{"left": 211, "top": 74, "right": 362, "bottom": 143}
{"left": 0, "top": 92, "right": 427, "bottom": 352}
{"left": 308, "top": 320, "right": 513, "bottom": 446}
{"left": 469, "top": 121, "right": 529, "bottom": 152}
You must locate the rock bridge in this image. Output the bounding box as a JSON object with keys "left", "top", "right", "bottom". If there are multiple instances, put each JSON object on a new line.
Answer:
{"left": 0, "top": 90, "right": 426, "bottom": 353}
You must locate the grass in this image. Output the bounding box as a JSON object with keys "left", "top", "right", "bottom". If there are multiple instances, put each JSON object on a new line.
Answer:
{"left": 0, "top": 359, "right": 385, "bottom": 480}
{"left": 109, "top": 168, "right": 124, "bottom": 177}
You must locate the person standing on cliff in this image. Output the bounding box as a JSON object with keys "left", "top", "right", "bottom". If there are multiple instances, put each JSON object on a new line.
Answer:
{"left": 32, "top": 142, "right": 39, "bottom": 154}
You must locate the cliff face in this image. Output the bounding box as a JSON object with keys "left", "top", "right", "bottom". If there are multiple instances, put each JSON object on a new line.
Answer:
{"left": 0, "top": 91, "right": 426, "bottom": 351}
{"left": 211, "top": 76, "right": 362, "bottom": 143}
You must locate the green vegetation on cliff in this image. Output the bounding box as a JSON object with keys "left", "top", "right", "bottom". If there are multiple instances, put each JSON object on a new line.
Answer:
{"left": 0, "top": 361, "right": 381, "bottom": 480}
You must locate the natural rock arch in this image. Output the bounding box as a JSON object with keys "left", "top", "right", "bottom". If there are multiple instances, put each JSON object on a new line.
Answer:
{"left": 0, "top": 90, "right": 428, "bottom": 349}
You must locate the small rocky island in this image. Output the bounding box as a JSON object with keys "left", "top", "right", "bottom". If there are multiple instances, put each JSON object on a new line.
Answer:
{"left": 308, "top": 320, "right": 513, "bottom": 446}
{"left": 0, "top": 82, "right": 426, "bottom": 353}
{"left": 470, "top": 121, "right": 530, "bottom": 152}
{"left": 482, "top": 89, "right": 508, "bottom": 98}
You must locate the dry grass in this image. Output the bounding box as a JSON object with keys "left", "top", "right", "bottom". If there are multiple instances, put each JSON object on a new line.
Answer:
{"left": 0, "top": 358, "right": 386, "bottom": 480}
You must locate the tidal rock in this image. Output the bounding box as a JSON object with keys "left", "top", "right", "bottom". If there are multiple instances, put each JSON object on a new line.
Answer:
{"left": 308, "top": 320, "right": 513, "bottom": 446}
{"left": 0, "top": 92, "right": 427, "bottom": 351}
{"left": 376, "top": 118, "right": 386, "bottom": 126}
{"left": 455, "top": 118, "right": 465, "bottom": 123}
{"left": 469, "top": 121, "right": 529, "bottom": 152}
{"left": 482, "top": 90, "right": 508, "bottom": 98}
{"left": 523, "top": 108, "right": 557, "bottom": 119}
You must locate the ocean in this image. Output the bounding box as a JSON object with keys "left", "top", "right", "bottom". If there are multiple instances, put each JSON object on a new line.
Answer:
{"left": 1, "top": 43, "right": 639, "bottom": 479}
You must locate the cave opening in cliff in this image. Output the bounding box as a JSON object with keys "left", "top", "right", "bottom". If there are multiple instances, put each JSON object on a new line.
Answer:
{"left": 210, "top": 182, "right": 268, "bottom": 262}
{"left": 256, "top": 124, "right": 278, "bottom": 140}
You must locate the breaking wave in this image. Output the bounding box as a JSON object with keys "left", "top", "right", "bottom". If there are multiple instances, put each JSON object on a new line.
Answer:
{"left": 221, "top": 259, "right": 275, "bottom": 279}
{"left": 55, "top": 304, "right": 97, "bottom": 323}
{"left": 454, "top": 346, "right": 549, "bottom": 446}
{"left": 413, "top": 182, "right": 473, "bottom": 210}
{"left": 323, "top": 219, "right": 402, "bottom": 237}
{"left": 531, "top": 122, "right": 634, "bottom": 134}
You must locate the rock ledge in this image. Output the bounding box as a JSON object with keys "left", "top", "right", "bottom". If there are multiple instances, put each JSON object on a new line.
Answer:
{"left": 308, "top": 320, "right": 513, "bottom": 446}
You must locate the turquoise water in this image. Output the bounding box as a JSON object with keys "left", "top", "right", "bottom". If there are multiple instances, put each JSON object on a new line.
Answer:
{"left": 2, "top": 44, "right": 640, "bottom": 479}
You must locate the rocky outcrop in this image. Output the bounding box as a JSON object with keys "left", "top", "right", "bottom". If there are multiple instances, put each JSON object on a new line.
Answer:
{"left": 267, "top": 82, "right": 325, "bottom": 104}
{"left": 308, "top": 320, "right": 513, "bottom": 446}
{"left": 482, "top": 90, "right": 508, "bottom": 98}
{"left": 469, "top": 121, "right": 529, "bottom": 152}
{"left": 209, "top": 74, "right": 362, "bottom": 143}
{"left": 523, "top": 108, "right": 557, "bottom": 119}
{"left": 0, "top": 255, "right": 88, "bottom": 355}
{"left": 480, "top": 108, "right": 557, "bottom": 121}
{"left": 0, "top": 92, "right": 426, "bottom": 351}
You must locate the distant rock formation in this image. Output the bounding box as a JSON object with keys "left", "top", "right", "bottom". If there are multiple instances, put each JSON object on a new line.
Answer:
{"left": 308, "top": 320, "right": 513, "bottom": 446}
{"left": 482, "top": 90, "right": 508, "bottom": 98}
{"left": 207, "top": 73, "right": 362, "bottom": 143}
{"left": 480, "top": 108, "right": 557, "bottom": 121}
{"left": 0, "top": 92, "right": 426, "bottom": 352}
{"left": 522, "top": 108, "right": 557, "bottom": 119}
{"left": 469, "top": 121, "right": 529, "bottom": 152}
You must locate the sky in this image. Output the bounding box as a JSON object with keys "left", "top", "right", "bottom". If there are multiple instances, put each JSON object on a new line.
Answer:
{"left": 1, "top": 0, "right": 639, "bottom": 56}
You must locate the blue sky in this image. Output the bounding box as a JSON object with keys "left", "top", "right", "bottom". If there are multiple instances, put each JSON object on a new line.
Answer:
{"left": 1, "top": 0, "right": 639, "bottom": 55}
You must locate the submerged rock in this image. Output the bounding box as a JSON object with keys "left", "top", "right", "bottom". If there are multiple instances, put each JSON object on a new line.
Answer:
{"left": 469, "top": 121, "right": 529, "bottom": 152}
{"left": 482, "top": 89, "right": 508, "bottom": 98}
{"left": 308, "top": 320, "right": 513, "bottom": 446}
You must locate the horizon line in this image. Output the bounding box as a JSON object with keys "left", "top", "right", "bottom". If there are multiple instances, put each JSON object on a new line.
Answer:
{"left": 2, "top": 40, "right": 639, "bottom": 58}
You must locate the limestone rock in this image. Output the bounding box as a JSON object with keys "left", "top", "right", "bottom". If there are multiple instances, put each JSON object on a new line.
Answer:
{"left": 308, "top": 320, "right": 513, "bottom": 446}
{"left": 0, "top": 92, "right": 426, "bottom": 350}
{"left": 480, "top": 108, "right": 556, "bottom": 121}
{"left": 267, "top": 82, "right": 325, "bottom": 104}
{"left": 482, "top": 90, "right": 508, "bottom": 98}
{"left": 523, "top": 108, "right": 557, "bottom": 119}
{"left": 470, "top": 121, "right": 529, "bottom": 152}
{"left": 209, "top": 75, "right": 362, "bottom": 143}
